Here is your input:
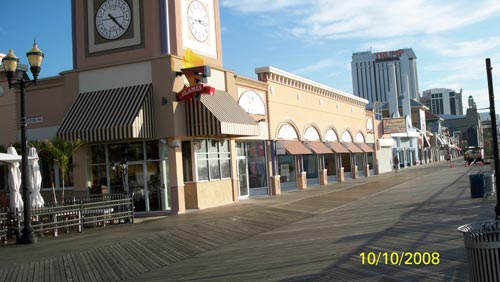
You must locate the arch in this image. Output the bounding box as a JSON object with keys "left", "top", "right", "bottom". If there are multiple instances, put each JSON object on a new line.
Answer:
{"left": 238, "top": 90, "right": 266, "bottom": 115}
{"left": 341, "top": 130, "right": 353, "bottom": 142}
{"left": 324, "top": 128, "right": 339, "bottom": 142}
{"left": 303, "top": 125, "right": 321, "bottom": 141}
{"left": 277, "top": 122, "right": 300, "bottom": 140}
{"left": 354, "top": 132, "right": 365, "bottom": 143}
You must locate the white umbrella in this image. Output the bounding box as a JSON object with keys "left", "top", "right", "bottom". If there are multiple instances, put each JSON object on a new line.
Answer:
{"left": 7, "top": 146, "right": 23, "bottom": 211}
{"left": 28, "top": 147, "right": 44, "bottom": 208}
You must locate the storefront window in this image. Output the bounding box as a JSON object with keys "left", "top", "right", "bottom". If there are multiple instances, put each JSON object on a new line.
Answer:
{"left": 278, "top": 155, "right": 296, "bottom": 183}
{"left": 341, "top": 154, "right": 351, "bottom": 172}
{"left": 194, "top": 139, "right": 231, "bottom": 181}
{"left": 325, "top": 154, "right": 336, "bottom": 176}
{"left": 355, "top": 154, "right": 364, "bottom": 171}
{"left": 303, "top": 155, "right": 318, "bottom": 179}
{"left": 146, "top": 141, "right": 159, "bottom": 160}
{"left": 367, "top": 153, "right": 374, "bottom": 170}
{"left": 247, "top": 142, "right": 267, "bottom": 189}
{"left": 182, "top": 141, "right": 193, "bottom": 182}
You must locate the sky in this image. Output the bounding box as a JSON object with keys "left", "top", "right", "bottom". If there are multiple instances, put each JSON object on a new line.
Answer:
{"left": 2, "top": 0, "right": 500, "bottom": 113}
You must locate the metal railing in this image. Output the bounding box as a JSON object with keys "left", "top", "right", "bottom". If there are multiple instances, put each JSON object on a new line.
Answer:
{"left": 1, "top": 194, "right": 134, "bottom": 243}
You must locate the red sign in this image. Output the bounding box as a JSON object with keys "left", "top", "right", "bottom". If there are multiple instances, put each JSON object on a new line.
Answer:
{"left": 176, "top": 84, "right": 215, "bottom": 101}
{"left": 375, "top": 49, "right": 404, "bottom": 60}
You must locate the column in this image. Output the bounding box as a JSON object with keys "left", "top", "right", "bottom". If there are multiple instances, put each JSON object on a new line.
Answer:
{"left": 168, "top": 145, "right": 185, "bottom": 214}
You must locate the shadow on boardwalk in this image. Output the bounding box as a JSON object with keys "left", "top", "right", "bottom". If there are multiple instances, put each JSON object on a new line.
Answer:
{"left": 0, "top": 161, "right": 494, "bottom": 282}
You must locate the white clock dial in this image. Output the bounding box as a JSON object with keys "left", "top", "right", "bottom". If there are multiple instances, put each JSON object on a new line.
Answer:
{"left": 187, "top": 1, "right": 209, "bottom": 42}
{"left": 96, "top": 0, "right": 132, "bottom": 40}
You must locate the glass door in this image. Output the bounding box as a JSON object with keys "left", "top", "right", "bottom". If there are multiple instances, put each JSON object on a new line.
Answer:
{"left": 237, "top": 157, "right": 249, "bottom": 198}
{"left": 127, "top": 163, "right": 146, "bottom": 212}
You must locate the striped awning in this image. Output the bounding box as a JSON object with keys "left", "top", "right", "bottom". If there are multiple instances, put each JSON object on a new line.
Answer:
{"left": 186, "top": 90, "right": 260, "bottom": 136}
{"left": 326, "top": 142, "right": 350, "bottom": 153}
{"left": 356, "top": 143, "right": 375, "bottom": 153}
{"left": 58, "top": 84, "right": 154, "bottom": 142}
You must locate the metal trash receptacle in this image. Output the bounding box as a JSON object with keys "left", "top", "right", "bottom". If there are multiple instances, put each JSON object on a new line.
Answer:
{"left": 458, "top": 220, "right": 500, "bottom": 282}
{"left": 484, "top": 172, "right": 495, "bottom": 196}
{"left": 469, "top": 173, "right": 485, "bottom": 198}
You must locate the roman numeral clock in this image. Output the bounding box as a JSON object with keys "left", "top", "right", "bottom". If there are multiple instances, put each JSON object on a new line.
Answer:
{"left": 86, "top": 0, "right": 143, "bottom": 54}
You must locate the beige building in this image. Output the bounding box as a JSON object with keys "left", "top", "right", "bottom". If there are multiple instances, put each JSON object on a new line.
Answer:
{"left": 0, "top": 0, "right": 377, "bottom": 214}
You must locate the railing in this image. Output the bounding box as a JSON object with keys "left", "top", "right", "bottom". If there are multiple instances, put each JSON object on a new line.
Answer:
{"left": 1, "top": 194, "right": 133, "bottom": 243}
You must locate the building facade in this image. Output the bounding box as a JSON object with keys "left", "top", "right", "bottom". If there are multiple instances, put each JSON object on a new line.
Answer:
{"left": 351, "top": 48, "right": 420, "bottom": 104}
{"left": 0, "top": 0, "right": 378, "bottom": 214}
{"left": 421, "top": 88, "right": 464, "bottom": 116}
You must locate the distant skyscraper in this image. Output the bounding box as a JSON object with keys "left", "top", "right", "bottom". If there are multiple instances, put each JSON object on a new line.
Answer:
{"left": 421, "top": 88, "right": 464, "bottom": 116}
{"left": 351, "top": 48, "right": 420, "bottom": 104}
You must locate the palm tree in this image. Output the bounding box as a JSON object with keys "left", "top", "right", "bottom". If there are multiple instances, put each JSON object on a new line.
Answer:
{"left": 44, "top": 137, "right": 83, "bottom": 203}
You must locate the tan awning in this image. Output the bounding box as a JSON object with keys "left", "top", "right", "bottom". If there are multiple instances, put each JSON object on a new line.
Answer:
{"left": 343, "top": 142, "right": 364, "bottom": 153}
{"left": 304, "top": 141, "right": 333, "bottom": 154}
{"left": 356, "top": 143, "right": 375, "bottom": 153}
{"left": 58, "top": 84, "right": 154, "bottom": 142}
{"left": 276, "top": 140, "right": 312, "bottom": 155}
{"left": 326, "top": 142, "right": 350, "bottom": 153}
{"left": 186, "top": 90, "right": 260, "bottom": 136}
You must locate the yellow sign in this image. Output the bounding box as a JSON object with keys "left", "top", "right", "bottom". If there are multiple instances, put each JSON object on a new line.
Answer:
{"left": 382, "top": 118, "right": 407, "bottom": 134}
{"left": 182, "top": 48, "right": 205, "bottom": 68}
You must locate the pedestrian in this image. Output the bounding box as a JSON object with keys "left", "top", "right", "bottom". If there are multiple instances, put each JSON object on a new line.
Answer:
{"left": 393, "top": 156, "right": 399, "bottom": 172}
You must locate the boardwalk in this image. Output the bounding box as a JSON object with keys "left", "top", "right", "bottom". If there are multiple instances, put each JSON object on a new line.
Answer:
{"left": 0, "top": 160, "right": 495, "bottom": 281}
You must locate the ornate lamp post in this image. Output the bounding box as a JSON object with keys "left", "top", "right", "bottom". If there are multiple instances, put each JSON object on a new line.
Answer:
{"left": 2, "top": 41, "right": 44, "bottom": 244}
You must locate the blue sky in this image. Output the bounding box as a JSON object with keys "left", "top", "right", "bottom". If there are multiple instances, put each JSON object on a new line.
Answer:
{"left": 2, "top": 1, "right": 500, "bottom": 113}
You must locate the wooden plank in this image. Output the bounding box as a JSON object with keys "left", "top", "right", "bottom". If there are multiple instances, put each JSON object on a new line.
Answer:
{"left": 78, "top": 251, "right": 101, "bottom": 282}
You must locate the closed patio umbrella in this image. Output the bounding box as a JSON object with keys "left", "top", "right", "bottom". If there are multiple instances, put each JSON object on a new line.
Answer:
{"left": 28, "top": 147, "right": 44, "bottom": 208}
{"left": 7, "top": 146, "right": 23, "bottom": 211}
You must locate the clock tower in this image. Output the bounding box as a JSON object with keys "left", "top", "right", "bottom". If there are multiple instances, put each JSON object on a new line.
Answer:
{"left": 72, "top": 0, "right": 222, "bottom": 70}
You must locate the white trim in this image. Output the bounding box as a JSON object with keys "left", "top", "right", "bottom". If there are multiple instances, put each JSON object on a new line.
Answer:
{"left": 255, "top": 66, "right": 368, "bottom": 104}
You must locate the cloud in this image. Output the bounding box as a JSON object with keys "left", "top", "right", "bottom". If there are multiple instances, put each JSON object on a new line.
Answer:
{"left": 293, "top": 59, "right": 337, "bottom": 74}
{"left": 223, "top": 0, "right": 500, "bottom": 40}
{"left": 421, "top": 36, "right": 500, "bottom": 58}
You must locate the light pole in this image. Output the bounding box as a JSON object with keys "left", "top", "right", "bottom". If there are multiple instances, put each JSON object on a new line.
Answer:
{"left": 2, "top": 41, "right": 44, "bottom": 244}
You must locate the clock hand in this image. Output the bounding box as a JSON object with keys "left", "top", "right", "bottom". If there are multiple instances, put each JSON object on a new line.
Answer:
{"left": 195, "top": 19, "right": 208, "bottom": 26}
{"left": 108, "top": 13, "right": 125, "bottom": 30}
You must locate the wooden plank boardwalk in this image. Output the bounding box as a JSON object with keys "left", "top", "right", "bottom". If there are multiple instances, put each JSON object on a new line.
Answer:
{"left": 0, "top": 160, "right": 493, "bottom": 281}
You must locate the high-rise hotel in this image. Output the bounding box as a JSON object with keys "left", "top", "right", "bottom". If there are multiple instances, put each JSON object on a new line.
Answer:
{"left": 351, "top": 48, "right": 420, "bottom": 104}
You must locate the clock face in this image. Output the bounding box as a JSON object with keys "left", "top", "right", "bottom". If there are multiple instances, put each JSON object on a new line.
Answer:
{"left": 187, "top": 1, "right": 209, "bottom": 42}
{"left": 95, "top": 0, "right": 131, "bottom": 40}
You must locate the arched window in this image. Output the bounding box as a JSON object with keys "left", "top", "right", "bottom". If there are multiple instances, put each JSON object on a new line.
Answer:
{"left": 341, "top": 131, "right": 353, "bottom": 142}
{"left": 303, "top": 127, "right": 320, "bottom": 141}
{"left": 355, "top": 132, "right": 365, "bottom": 143}
{"left": 324, "top": 129, "right": 338, "bottom": 142}
{"left": 238, "top": 90, "right": 266, "bottom": 115}
{"left": 277, "top": 124, "right": 298, "bottom": 139}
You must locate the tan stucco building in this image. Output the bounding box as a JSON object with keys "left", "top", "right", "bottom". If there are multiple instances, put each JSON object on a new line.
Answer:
{"left": 0, "top": 0, "right": 377, "bottom": 214}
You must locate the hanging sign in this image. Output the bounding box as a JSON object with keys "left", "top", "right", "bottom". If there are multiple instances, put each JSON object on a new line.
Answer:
{"left": 177, "top": 84, "right": 215, "bottom": 101}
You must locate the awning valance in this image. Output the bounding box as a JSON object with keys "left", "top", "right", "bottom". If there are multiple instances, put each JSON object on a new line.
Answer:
{"left": 276, "top": 140, "right": 312, "bottom": 155}
{"left": 343, "top": 142, "right": 364, "bottom": 153}
{"left": 186, "top": 90, "right": 260, "bottom": 137}
{"left": 304, "top": 141, "right": 333, "bottom": 154}
{"left": 356, "top": 143, "right": 375, "bottom": 153}
{"left": 326, "top": 142, "right": 350, "bottom": 153}
{"left": 58, "top": 84, "right": 154, "bottom": 142}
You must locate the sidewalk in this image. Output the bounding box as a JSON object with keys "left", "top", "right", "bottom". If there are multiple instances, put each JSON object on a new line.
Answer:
{"left": 0, "top": 161, "right": 495, "bottom": 281}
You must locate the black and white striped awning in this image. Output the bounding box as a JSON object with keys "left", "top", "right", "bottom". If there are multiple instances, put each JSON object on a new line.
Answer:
{"left": 185, "top": 90, "right": 260, "bottom": 137}
{"left": 58, "top": 84, "right": 154, "bottom": 142}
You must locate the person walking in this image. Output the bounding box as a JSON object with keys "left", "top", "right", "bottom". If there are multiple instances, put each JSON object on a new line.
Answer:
{"left": 393, "top": 155, "right": 399, "bottom": 172}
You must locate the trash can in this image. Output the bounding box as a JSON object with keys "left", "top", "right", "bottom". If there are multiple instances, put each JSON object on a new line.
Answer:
{"left": 458, "top": 220, "right": 500, "bottom": 282}
{"left": 483, "top": 172, "right": 495, "bottom": 196}
{"left": 469, "top": 173, "right": 485, "bottom": 198}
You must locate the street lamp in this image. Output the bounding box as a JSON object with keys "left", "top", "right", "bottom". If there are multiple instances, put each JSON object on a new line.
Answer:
{"left": 2, "top": 41, "right": 44, "bottom": 244}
